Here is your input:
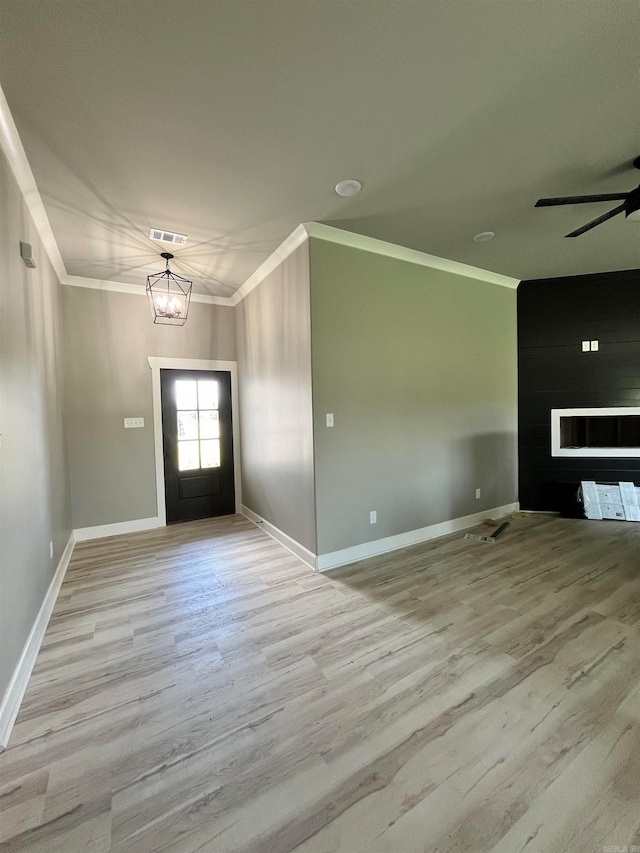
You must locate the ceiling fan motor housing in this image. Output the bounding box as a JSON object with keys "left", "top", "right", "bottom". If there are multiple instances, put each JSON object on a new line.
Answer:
{"left": 625, "top": 186, "right": 640, "bottom": 221}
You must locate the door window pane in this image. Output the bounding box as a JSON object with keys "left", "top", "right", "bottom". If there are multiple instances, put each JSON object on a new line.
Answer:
{"left": 178, "top": 440, "right": 200, "bottom": 471}
{"left": 200, "top": 439, "right": 220, "bottom": 468}
{"left": 176, "top": 380, "right": 197, "bottom": 410}
{"left": 177, "top": 411, "right": 198, "bottom": 440}
{"left": 199, "top": 410, "right": 219, "bottom": 439}
{"left": 198, "top": 380, "right": 218, "bottom": 411}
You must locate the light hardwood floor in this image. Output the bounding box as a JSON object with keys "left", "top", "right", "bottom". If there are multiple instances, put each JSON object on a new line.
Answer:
{"left": 1, "top": 512, "right": 640, "bottom": 852}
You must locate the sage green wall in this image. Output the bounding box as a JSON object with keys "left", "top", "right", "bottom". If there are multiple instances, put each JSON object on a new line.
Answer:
{"left": 63, "top": 288, "right": 236, "bottom": 529}
{"left": 236, "top": 243, "right": 316, "bottom": 553}
{"left": 309, "top": 237, "right": 517, "bottom": 555}
{"left": 0, "top": 151, "right": 72, "bottom": 700}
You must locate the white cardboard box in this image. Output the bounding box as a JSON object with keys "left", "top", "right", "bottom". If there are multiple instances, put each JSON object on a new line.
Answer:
{"left": 580, "top": 481, "right": 640, "bottom": 522}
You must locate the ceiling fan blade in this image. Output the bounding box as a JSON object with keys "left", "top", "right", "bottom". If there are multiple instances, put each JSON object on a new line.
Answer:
{"left": 536, "top": 193, "right": 628, "bottom": 207}
{"left": 565, "top": 203, "right": 626, "bottom": 238}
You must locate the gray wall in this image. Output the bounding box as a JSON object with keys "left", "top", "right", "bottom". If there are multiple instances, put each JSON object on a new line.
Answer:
{"left": 63, "top": 288, "right": 236, "bottom": 529}
{"left": 0, "top": 151, "right": 73, "bottom": 700}
{"left": 236, "top": 243, "right": 316, "bottom": 553}
{"left": 309, "top": 237, "right": 518, "bottom": 555}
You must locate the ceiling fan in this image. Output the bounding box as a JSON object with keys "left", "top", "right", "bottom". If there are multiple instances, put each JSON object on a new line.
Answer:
{"left": 535, "top": 156, "right": 640, "bottom": 237}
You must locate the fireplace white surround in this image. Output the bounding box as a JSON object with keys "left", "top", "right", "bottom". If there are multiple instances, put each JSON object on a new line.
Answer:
{"left": 551, "top": 407, "right": 640, "bottom": 457}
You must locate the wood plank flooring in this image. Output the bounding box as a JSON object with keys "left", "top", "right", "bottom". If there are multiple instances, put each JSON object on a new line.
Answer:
{"left": 1, "top": 512, "right": 640, "bottom": 852}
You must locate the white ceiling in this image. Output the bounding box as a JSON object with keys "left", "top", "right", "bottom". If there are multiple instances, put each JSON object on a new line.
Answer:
{"left": 0, "top": 0, "right": 639, "bottom": 296}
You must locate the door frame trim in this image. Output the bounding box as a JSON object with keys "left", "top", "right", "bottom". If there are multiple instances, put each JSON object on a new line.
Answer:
{"left": 148, "top": 357, "right": 241, "bottom": 527}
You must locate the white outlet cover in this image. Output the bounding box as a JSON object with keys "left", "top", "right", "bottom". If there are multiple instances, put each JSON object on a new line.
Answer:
{"left": 370, "top": 510, "right": 377, "bottom": 524}
{"left": 590, "top": 340, "right": 599, "bottom": 351}
{"left": 124, "top": 418, "right": 144, "bottom": 429}
{"left": 475, "top": 489, "right": 481, "bottom": 499}
{"left": 582, "top": 340, "right": 590, "bottom": 352}
{"left": 49, "top": 541, "right": 53, "bottom": 559}
{"left": 326, "top": 413, "right": 334, "bottom": 427}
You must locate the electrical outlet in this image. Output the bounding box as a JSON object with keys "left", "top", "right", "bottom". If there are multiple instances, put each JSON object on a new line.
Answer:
{"left": 475, "top": 488, "right": 481, "bottom": 499}
{"left": 326, "top": 413, "right": 334, "bottom": 427}
{"left": 124, "top": 417, "right": 144, "bottom": 429}
{"left": 49, "top": 541, "right": 53, "bottom": 559}
{"left": 590, "top": 340, "right": 599, "bottom": 351}
{"left": 369, "top": 510, "right": 377, "bottom": 524}
{"left": 582, "top": 340, "right": 590, "bottom": 352}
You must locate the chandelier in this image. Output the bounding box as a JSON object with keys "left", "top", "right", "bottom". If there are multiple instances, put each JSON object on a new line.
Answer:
{"left": 146, "top": 252, "right": 192, "bottom": 326}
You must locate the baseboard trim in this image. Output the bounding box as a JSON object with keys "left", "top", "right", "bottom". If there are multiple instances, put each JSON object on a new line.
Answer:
{"left": 0, "top": 533, "right": 75, "bottom": 750}
{"left": 316, "top": 502, "right": 520, "bottom": 572}
{"left": 73, "top": 516, "right": 159, "bottom": 542}
{"left": 241, "top": 506, "right": 317, "bottom": 571}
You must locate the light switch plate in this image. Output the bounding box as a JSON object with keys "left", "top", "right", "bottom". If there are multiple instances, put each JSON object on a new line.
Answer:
{"left": 326, "top": 413, "right": 334, "bottom": 427}
{"left": 590, "top": 340, "right": 599, "bottom": 351}
{"left": 369, "top": 510, "right": 377, "bottom": 524}
{"left": 582, "top": 340, "right": 590, "bottom": 352}
{"left": 124, "top": 417, "right": 144, "bottom": 429}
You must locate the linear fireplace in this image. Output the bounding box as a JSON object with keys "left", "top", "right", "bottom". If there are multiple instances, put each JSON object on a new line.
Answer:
{"left": 551, "top": 407, "right": 640, "bottom": 457}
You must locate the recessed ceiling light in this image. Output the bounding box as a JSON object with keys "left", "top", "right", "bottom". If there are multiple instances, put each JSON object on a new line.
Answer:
{"left": 473, "top": 231, "right": 495, "bottom": 242}
{"left": 150, "top": 227, "right": 188, "bottom": 246}
{"left": 335, "top": 179, "right": 362, "bottom": 197}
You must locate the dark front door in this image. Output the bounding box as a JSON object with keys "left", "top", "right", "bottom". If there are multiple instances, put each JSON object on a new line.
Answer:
{"left": 161, "top": 369, "right": 235, "bottom": 523}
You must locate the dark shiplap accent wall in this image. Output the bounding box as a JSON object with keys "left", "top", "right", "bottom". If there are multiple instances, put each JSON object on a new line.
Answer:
{"left": 518, "top": 268, "right": 640, "bottom": 511}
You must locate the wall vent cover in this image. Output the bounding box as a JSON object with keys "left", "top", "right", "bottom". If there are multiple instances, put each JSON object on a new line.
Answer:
{"left": 149, "top": 228, "right": 188, "bottom": 246}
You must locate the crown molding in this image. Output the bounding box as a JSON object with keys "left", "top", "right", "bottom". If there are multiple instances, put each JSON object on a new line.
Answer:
{"left": 54, "top": 226, "right": 310, "bottom": 308}
{"left": 63, "top": 221, "right": 309, "bottom": 306}
{"left": 305, "top": 222, "right": 520, "bottom": 289}
{"left": 62, "top": 274, "right": 232, "bottom": 306}
{"left": 228, "top": 220, "right": 520, "bottom": 303}
{"left": 0, "top": 82, "right": 66, "bottom": 278}
{"left": 228, "top": 224, "right": 309, "bottom": 306}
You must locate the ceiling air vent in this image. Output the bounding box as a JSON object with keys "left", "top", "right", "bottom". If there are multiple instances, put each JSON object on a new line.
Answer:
{"left": 149, "top": 228, "right": 188, "bottom": 246}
